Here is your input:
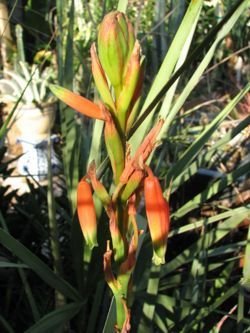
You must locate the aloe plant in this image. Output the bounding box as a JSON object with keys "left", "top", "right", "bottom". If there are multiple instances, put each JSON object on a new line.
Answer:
{"left": 0, "top": 61, "right": 55, "bottom": 106}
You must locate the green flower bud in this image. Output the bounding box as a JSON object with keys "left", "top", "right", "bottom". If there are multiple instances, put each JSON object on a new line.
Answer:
{"left": 97, "top": 11, "right": 135, "bottom": 98}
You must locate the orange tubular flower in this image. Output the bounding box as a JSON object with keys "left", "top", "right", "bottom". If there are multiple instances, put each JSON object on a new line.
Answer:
{"left": 77, "top": 178, "right": 98, "bottom": 249}
{"left": 49, "top": 84, "right": 105, "bottom": 120}
{"left": 144, "top": 167, "right": 170, "bottom": 265}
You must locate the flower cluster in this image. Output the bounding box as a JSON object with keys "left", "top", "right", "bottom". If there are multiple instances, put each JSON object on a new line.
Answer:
{"left": 50, "top": 11, "right": 170, "bottom": 332}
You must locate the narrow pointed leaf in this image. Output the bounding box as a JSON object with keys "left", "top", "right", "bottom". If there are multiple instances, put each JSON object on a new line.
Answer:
{"left": 25, "top": 302, "right": 84, "bottom": 333}
{"left": 0, "top": 229, "right": 82, "bottom": 301}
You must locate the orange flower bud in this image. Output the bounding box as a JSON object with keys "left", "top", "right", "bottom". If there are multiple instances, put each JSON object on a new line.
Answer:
{"left": 144, "top": 167, "right": 170, "bottom": 265}
{"left": 77, "top": 178, "right": 98, "bottom": 249}
{"left": 50, "top": 85, "right": 105, "bottom": 120}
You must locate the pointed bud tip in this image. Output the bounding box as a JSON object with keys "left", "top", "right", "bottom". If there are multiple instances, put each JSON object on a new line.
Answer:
{"left": 152, "top": 254, "right": 165, "bottom": 266}
{"left": 49, "top": 84, "right": 63, "bottom": 96}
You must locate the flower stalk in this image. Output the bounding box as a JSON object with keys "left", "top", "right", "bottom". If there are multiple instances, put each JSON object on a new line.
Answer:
{"left": 51, "top": 10, "right": 170, "bottom": 332}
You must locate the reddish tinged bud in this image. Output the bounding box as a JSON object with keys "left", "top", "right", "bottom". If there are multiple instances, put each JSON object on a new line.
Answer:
{"left": 108, "top": 209, "right": 126, "bottom": 263}
{"left": 77, "top": 178, "right": 98, "bottom": 249}
{"left": 144, "top": 167, "right": 170, "bottom": 265}
{"left": 103, "top": 241, "right": 121, "bottom": 294}
{"left": 49, "top": 85, "right": 105, "bottom": 120}
{"left": 104, "top": 110, "right": 125, "bottom": 185}
{"left": 116, "top": 41, "right": 141, "bottom": 132}
{"left": 126, "top": 57, "right": 145, "bottom": 132}
{"left": 120, "top": 169, "right": 144, "bottom": 203}
{"left": 88, "top": 161, "right": 111, "bottom": 207}
{"left": 119, "top": 119, "right": 164, "bottom": 184}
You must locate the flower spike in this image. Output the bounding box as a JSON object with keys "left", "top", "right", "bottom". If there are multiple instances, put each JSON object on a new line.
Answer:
{"left": 49, "top": 84, "right": 105, "bottom": 120}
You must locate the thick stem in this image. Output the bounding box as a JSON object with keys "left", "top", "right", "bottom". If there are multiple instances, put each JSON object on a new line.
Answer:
{"left": 114, "top": 294, "right": 126, "bottom": 331}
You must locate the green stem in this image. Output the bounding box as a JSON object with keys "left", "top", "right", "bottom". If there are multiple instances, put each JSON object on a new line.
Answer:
{"left": 47, "top": 136, "right": 65, "bottom": 308}
{"left": 114, "top": 294, "right": 126, "bottom": 331}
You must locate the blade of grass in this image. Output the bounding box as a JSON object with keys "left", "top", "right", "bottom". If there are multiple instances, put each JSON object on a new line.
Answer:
{"left": 102, "top": 297, "right": 116, "bottom": 333}
{"left": 184, "top": 283, "right": 239, "bottom": 333}
{"left": 158, "top": 12, "right": 199, "bottom": 121}
{"left": 128, "top": 0, "right": 247, "bottom": 140}
{"left": 24, "top": 302, "right": 84, "bottom": 333}
{"left": 167, "top": 83, "right": 250, "bottom": 183}
{"left": 169, "top": 206, "right": 249, "bottom": 237}
{"left": 170, "top": 115, "right": 250, "bottom": 193}
{"left": 129, "top": 0, "right": 203, "bottom": 152}
{"left": 0, "top": 212, "right": 41, "bottom": 322}
{"left": 160, "top": 6, "right": 250, "bottom": 142}
{"left": 117, "top": 0, "right": 128, "bottom": 13}
{"left": 86, "top": 280, "right": 106, "bottom": 333}
{"left": 172, "top": 161, "right": 250, "bottom": 219}
{"left": 0, "top": 262, "right": 28, "bottom": 268}
{"left": 237, "top": 286, "right": 245, "bottom": 333}
{"left": 0, "top": 228, "right": 82, "bottom": 301}
{"left": 0, "top": 315, "right": 15, "bottom": 333}
{"left": 18, "top": 267, "right": 40, "bottom": 321}
{"left": 242, "top": 220, "right": 250, "bottom": 290}
{"left": 138, "top": 264, "right": 162, "bottom": 333}
{"left": 162, "top": 208, "right": 249, "bottom": 278}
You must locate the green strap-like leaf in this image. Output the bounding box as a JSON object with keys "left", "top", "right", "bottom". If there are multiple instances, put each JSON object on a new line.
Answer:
{"left": 0, "top": 229, "right": 82, "bottom": 302}
{"left": 117, "top": 0, "right": 128, "bottom": 13}
{"left": 167, "top": 83, "right": 250, "bottom": 183}
{"left": 25, "top": 302, "right": 84, "bottom": 333}
{"left": 102, "top": 297, "right": 116, "bottom": 333}
{"left": 170, "top": 116, "right": 250, "bottom": 193}
{"left": 0, "top": 315, "right": 15, "bottom": 333}
{"left": 129, "top": 0, "right": 203, "bottom": 153}
{"left": 162, "top": 207, "right": 250, "bottom": 278}
{"left": 242, "top": 222, "right": 250, "bottom": 291}
{"left": 172, "top": 161, "right": 250, "bottom": 219}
